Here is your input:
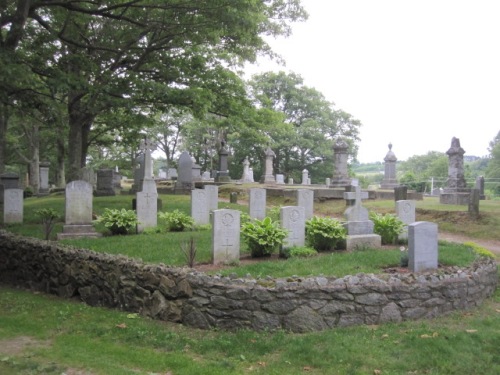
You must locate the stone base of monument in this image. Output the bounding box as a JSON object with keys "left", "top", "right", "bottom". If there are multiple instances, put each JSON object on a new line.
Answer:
{"left": 260, "top": 175, "right": 276, "bottom": 184}
{"left": 93, "top": 188, "right": 116, "bottom": 197}
{"left": 345, "top": 234, "right": 381, "bottom": 251}
{"left": 57, "top": 224, "right": 102, "bottom": 240}
{"left": 439, "top": 189, "right": 471, "bottom": 205}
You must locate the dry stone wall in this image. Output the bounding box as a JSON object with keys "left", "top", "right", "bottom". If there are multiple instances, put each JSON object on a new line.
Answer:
{"left": 0, "top": 230, "right": 497, "bottom": 333}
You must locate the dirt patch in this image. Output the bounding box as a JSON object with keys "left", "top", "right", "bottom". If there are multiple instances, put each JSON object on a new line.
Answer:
{"left": 0, "top": 336, "right": 51, "bottom": 356}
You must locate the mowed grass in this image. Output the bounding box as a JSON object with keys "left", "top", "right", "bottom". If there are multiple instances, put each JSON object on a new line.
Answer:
{"left": 0, "top": 285, "right": 499, "bottom": 375}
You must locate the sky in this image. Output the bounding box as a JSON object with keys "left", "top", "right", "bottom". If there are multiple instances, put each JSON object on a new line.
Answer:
{"left": 246, "top": 0, "right": 500, "bottom": 163}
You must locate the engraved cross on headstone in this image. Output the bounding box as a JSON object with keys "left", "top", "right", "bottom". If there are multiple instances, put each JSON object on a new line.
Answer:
{"left": 343, "top": 185, "right": 368, "bottom": 209}
{"left": 140, "top": 138, "right": 157, "bottom": 179}
{"left": 221, "top": 237, "right": 233, "bottom": 257}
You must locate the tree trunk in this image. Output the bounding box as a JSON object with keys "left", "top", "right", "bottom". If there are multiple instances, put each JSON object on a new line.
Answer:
{"left": 56, "top": 136, "right": 66, "bottom": 187}
{"left": 28, "top": 151, "right": 40, "bottom": 194}
{"left": 0, "top": 105, "right": 8, "bottom": 174}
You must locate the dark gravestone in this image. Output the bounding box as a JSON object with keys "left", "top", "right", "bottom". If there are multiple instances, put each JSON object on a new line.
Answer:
{"left": 94, "top": 169, "right": 116, "bottom": 196}
{"left": 394, "top": 186, "right": 408, "bottom": 201}
{"left": 0, "top": 173, "right": 20, "bottom": 204}
{"left": 468, "top": 189, "right": 480, "bottom": 218}
{"left": 230, "top": 192, "right": 238, "bottom": 204}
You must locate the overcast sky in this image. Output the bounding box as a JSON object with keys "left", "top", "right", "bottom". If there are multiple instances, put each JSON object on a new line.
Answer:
{"left": 246, "top": 0, "right": 500, "bottom": 163}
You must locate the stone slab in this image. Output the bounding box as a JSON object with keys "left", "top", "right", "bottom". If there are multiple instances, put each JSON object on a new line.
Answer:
{"left": 212, "top": 209, "right": 240, "bottom": 265}
{"left": 408, "top": 221, "right": 438, "bottom": 272}
{"left": 280, "top": 206, "right": 305, "bottom": 249}
{"left": 346, "top": 234, "right": 381, "bottom": 251}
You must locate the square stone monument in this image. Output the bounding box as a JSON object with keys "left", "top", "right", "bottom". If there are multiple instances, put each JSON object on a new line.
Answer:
{"left": 408, "top": 222, "right": 438, "bottom": 272}
{"left": 94, "top": 169, "right": 116, "bottom": 196}
{"left": 280, "top": 206, "right": 305, "bottom": 249}
{"left": 297, "top": 189, "right": 314, "bottom": 220}
{"left": 249, "top": 188, "right": 266, "bottom": 220}
{"left": 212, "top": 209, "right": 240, "bottom": 265}
{"left": 3, "top": 188, "right": 23, "bottom": 223}
{"left": 191, "top": 189, "right": 209, "bottom": 225}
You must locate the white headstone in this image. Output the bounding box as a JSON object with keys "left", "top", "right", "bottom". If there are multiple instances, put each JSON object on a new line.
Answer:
{"left": 211, "top": 209, "right": 240, "bottom": 265}
{"left": 136, "top": 179, "right": 158, "bottom": 232}
{"left": 65, "top": 180, "right": 93, "bottom": 224}
{"left": 191, "top": 189, "right": 209, "bottom": 225}
{"left": 325, "top": 178, "right": 331, "bottom": 186}
{"left": 301, "top": 169, "right": 309, "bottom": 185}
{"left": 297, "top": 189, "right": 314, "bottom": 220}
{"left": 3, "top": 188, "right": 23, "bottom": 223}
{"left": 408, "top": 221, "right": 438, "bottom": 272}
{"left": 204, "top": 185, "right": 218, "bottom": 212}
{"left": 276, "top": 174, "right": 285, "bottom": 184}
{"left": 396, "top": 200, "right": 416, "bottom": 240}
{"left": 241, "top": 157, "right": 254, "bottom": 183}
{"left": 201, "top": 171, "right": 211, "bottom": 181}
{"left": 280, "top": 206, "right": 305, "bottom": 248}
{"left": 249, "top": 188, "right": 267, "bottom": 220}
{"left": 288, "top": 178, "right": 294, "bottom": 185}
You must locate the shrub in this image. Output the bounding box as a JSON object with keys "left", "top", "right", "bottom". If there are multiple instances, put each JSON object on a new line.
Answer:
{"left": 282, "top": 246, "right": 318, "bottom": 259}
{"left": 241, "top": 217, "right": 287, "bottom": 257}
{"left": 158, "top": 209, "right": 194, "bottom": 232}
{"left": 34, "top": 208, "right": 59, "bottom": 240}
{"left": 369, "top": 212, "right": 404, "bottom": 245}
{"left": 305, "top": 216, "right": 346, "bottom": 251}
{"left": 96, "top": 208, "right": 138, "bottom": 235}
{"left": 463, "top": 241, "right": 496, "bottom": 259}
{"left": 24, "top": 186, "right": 34, "bottom": 198}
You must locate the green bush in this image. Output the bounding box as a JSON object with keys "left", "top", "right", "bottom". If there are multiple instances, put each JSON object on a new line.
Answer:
{"left": 241, "top": 217, "right": 287, "bottom": 257}
{"left": 24, "top": 186, "right": 34, "bottom": 198}
{"left": 158, "top": 209, "right": 194, "bottom": 232}
{"left": 34, "top": 208, "right": 59, "bottom": 240}
{"left": 281, "top": 246, "right": 318, "bottom": 259}
{"left": 305, "top": 216, "right": 346, "bottom": 251}
{"left": 96, "top": 208, "right": 138, "bottom": 235}
{"left": 369, "top": 212, "right": 404, "bottom": 245}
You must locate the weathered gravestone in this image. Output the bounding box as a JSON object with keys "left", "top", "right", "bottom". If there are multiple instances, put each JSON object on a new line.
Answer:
{"left": 297, "top": 189, "right": 314, "bottom": 220}
{"left": 212, "top": 209, "right": 240, "bottom": 265}
{"left": 301, "top": 169, "right": 309, "bottom": 185}
{"left": 39, "top": 161, "right": 50, "bottom": 195}
{"left": 396, "top": 200, "right": 416, "bottom": 240}
{"left": 394, "top": 185, "right": 408, "bottom": 201}
{"left": 3, "top": 188, "right": 23, "bottom": 223}
{"left": 476, "top": 176, "right": 485, "bottom": 200}
{"left": 176, "top": 151, "right": 193, "bottom": 189}
{"left": 380, "top": 143, "right": 399, "bottom": 189}
{"left": 440, "top": 137, "right": 471, "bottom": 205}
{"left": 343, "top": 185, "right": 381, "bottom": 250}
{"left": 276, "top": 174, "right": 285, "bottom": 184}
{"left": 57, "top": 180, "right": 101, "bottom": 239}
{"left": 280, "top": 206, "right": 305, "bottom": 249}
{"left": 468, "top": 189, "right": 480, "bottom": 218}
{"left": 191, "top": 189, "right": 209, "bottom": 225}
{"left": 136, "top": 138, "right": 158, "bottom": 232}
{"left": 131, "top": 153, "right": 145, "bottom": 193}
{"left": 204, "top": 185, "right": 219, "bottom": 212}
{"left": 240, "top": 157, "right": 254, "bottom": 183}
{"left": 331, "top": 138, "right": 350, "bottom": 187}
{"left": 216, "top": 141, "right": 231, "bottom": 182}
{"left": 230, "top": 192, "right": 238, "bottom": 204}
{"left": 408, "top": 221, "right": 438, "bottom": 272}
{"left": 249, "top": 188, "right": 266, "bottom": 220}
{"left": 260, "top": 147, "right": 276, "bottom": 184}
{"left": 0, "top": 172, "right": 20, "bottom": 204}
{"left": 94, "top": 169, "right": 116, "bottom": 196}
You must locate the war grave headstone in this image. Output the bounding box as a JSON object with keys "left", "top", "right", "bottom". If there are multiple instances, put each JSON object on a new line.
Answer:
{"left": 39, "top": 161, "right": 50, "bottom": 195}
{"left": 249, "top": 188, "right": 266, "bottom": 220}
{"left": 260, "top": 146, "right": 276, "bottom": 184}
{"left": 395, "top": 200, "right": 416, "bottom": 240}
{"left": 301, "top": 169, "right": 309, "bottom": 185}
{"left": 57, "top": 180, "right": 101, "bottom": 239}
{"left": 343, "top": 184, "right": 381, "bottom": 250}
{"left": 3, "top": 188, "right": 23, "bottom": 224}
{"left": 0, "top": 172, "right": 20, "bottom": 204}
{"left": 136, "top": 138, "right": 158, "bottom": 232}
{"left": 408, "top": 221, "right": 438, "bottom": 272}
{"left": 280, "top": 206, "right": 305, "bottom": 249}
{"left": 276, "top": 174, "right": 285, "bottom": 184}
{"left": 331, "top": 138, "right": 350, "bottom": 187}
{"left": 440, "top": 137, "right": 471, "bottom": 205}
{"left": 191, "top": 189, "right": 209, "bottom": 225}
{"left": 297, "top": 189, "right": 314, "bottom": 220}
{"left": 94, "top": 169, "right": 116, "bottom": 196}
{"left": 204, "top": 185, "right": 219, "bottom": 212}
{"left": 176, "top": 151, "right": 193, "bottom": 189}
{"left": 380, "top": 143, "right": 399, "bottom": 189}
{"left": 212, "top": 209, "right": 240, "bottom": 265}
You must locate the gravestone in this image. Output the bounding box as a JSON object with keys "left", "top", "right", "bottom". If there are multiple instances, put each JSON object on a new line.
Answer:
{"left": 343, "top": 185, "right": 381, "bottom": 250}
{"left": 167, "top": 168, "right": 178, "bottom": 180}
{"left": 204, "top": 185, "right": 219, "bottom": 212}
{"left": 325, "top": 178, "right": 331, "bottom": 187}
{"left": 176, "top": 151, "right": 193, "bottom": 189}
{"left": 331, "top": 138, "right": 350, "bottom": 187}
{"left": 394, "top": 186, "right": 408, "bottom": 201}
{"left": 408, "top": 222, "right": 438, "bottom": 272}
{"left": 380, "top": 143, "right": 399, "bottom": 189}
{"left": 241, "top": 157, "right": 254, "bottom": 183}
{"left": 476, "top": 176, "right": 485, "bottom": 200}
{"left": 191, "top": 189, "right": 209, "bottom": 225}
{"left": 39, "top": 161, "right": 50, "bottom": 195}
{"left": 440, "top": 137, "right": 471, "bottom": 205}
{"left": 192, "top": 157, "right": 202, "bottom": 182}
{"left": 57, "top": 180, "right": 101, "bottom": 239}
{"left": 216, "top": 141, "right": 230, "bottom": 182}
{"left": 131, "top": 153, "right": 145, "bottom": 193}
{"left": 79, "top": 168, "right": 96, "bottom": 189}
{"left": 280, "top": 206, "right": 305, "bottom": 249}
{"left": 301, "top": 169, "right": 309, "bottom": 185}
{"left": 201, "top": 171, "right": 212, "bottom": 181}
{"left": 0, "top": 172, "right": 20, "bottom": 204}
{"left": 94, "top": 169, "right": 116, "bottom": 196}
{"left": 468, "top": 189, "right": 480, "bottom": 218}
{"left": 297, "top": 189, "right": 314, "bottom": 219}
{"left": 396, "top": 200, "right": 416, "bottom": 240}
{"left": 3, "top": 188, "right": 23, "bottom": 223}
{"left": 212, "top": 209, "right": 240, "bottom": 265}
{"left": 230, "top": 192, "right": 238, "bottom": 203}
{"left": 276, "top": 174, "right": 285, "bottom": 184}
{"left": 260, "top": 146, "right": 276, "bottom": 184}
{"left": 136, "top": 138, "right": 158, "bottom": 232}
{"left": 249, "top": 188, "right": 266, "bottom": 220}
{"left": 288, "top": 178, "right": 294, "bottom": 185}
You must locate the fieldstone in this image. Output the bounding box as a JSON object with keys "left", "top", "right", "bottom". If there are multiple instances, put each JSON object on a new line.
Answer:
{"left": 379, "top": 302, "right": 402, "bottom": 323}
{"left": 283, "top": 306, "right": 328, "bottom": 333}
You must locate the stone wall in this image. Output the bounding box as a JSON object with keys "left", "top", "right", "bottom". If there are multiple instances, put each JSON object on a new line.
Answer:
{"left": 0, "top": 230, "right": 497, "bottom": 333}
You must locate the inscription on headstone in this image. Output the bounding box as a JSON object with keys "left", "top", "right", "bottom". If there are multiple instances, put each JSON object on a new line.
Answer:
{"left": 212, "top": 209, "right": 240, "bottom": 265}
{"left": 280, "top": 206, "right": 305, "bottom": 248}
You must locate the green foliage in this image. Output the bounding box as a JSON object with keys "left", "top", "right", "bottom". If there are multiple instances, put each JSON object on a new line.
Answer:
{"left": 158, "top": 209, "right": 194, "bottom": 232}
{"left": 369, "top": 212, "right": 404, "bottom": 245}
{"left": 241, "top": 217, "right": 287, "bottom": 257}
{"left": 24, "top": 186, "right": 34, "bottom": 198}
{"left": 95, "top": 208, "right": 138, "bottom": 235}
{"left": 180, "top": 237, "right": 197, "bottom": 268}
{"left": 34, "top": 208, "right": 59, "bottom": 240}
{"left": 305, "top": 216, "right": 346, "bottom": 251}
{"left": 399, "top": 246, "right": 409, "bottom": 267}
{"left": 281, "top": 246, "right": 318, "bottom": 259}
{"left": 463, "top": 241, "right": 496, "bottom": 259}
{"left": 266, "top": 206, "right": 281, "bottom": 221}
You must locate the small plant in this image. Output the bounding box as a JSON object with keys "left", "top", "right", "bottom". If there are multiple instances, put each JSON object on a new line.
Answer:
{"left": 141, "top": 226, "right": 163, "bottom": 235}
{"left": 24, "top": 186, "right": 34, "bottom": 198}
{"left": 399, "top": 246, "right": 409, "bottom": 267}
{"left": 266, "top": 206, "right": 281, "bottom": 221}
{"left": 305, "top": 216, "right": 347, "bottom": 251}
{"left": 463, "top": 241, "right": 496, "bottom": 259}
{"left": 369, "top": 212, "right": 404, "bottom": 245}
{"left": 282, "top": 246, "right": 318, "bottom": 259}
{"left": 180, "top": 237, "right": 197, "bottom": 267}
{"left": 96, "top": 208, "right": 138, "bottom": 235}
{"left": 158, "top": 209, "right": 194, "bottom": 232}
{"left": 34, "top": 208, "right": 59, "bottom": 240}
{"left": 241, "top": 217, "right": 288, "bottom": 257}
